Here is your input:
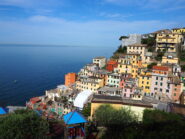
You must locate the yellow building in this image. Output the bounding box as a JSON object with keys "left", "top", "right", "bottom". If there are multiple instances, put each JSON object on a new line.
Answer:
{"left": 127, "top": 44, "right": 147, "bottom": 59}
{"left": 162, "top": 53, "right": 179, "bottom": 64}
{"left": 76, "top": 76, "right": 104, "bottom": 93}
{"left": 138, "top": 71, "right": 152, "bottom": 96}
{"left": 91, "top": 95, "right": 153, "bottom": 121}
{"left": 156, "top": 33, "right": 184, "bottom": 52}
{"left": 117, "top": 54, "right": 141, "bottom": 78}
{"left": 172, "top": 28, "right": 185, "bottom": 34}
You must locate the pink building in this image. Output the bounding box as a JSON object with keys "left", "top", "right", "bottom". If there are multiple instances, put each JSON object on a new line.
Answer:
{"left": 119, "top": 74, "right": 133, "bottom": 88}
{"left": 168, "top": 76, "right": 181, "bottom": 102}
{"left": 150, "top": 66, "right": 171, "bottom": 100}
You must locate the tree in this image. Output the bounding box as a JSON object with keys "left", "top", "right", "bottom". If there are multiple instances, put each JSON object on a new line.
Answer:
{"left": 82, "top": 103, "right": 91, "bottom": 117}
{"left": 143, "top": 109, "right": 182, "bottom": 124}
{"left": 0, "top": 109, "right": 50, "bottom": 139}
{"left": 147, "top": 62, "right": 157, "bottom": 69}
{"left": 181, "top": 65, "right": 185, "bottom": 72}
{"left": 141, "top": 37, "right": 156, "bottom": 46}
{"left": 155, "top": 49, "right": 165, "bottom": 61}
{"left": 95, "top": 105, "right": 138, "bottom": 129}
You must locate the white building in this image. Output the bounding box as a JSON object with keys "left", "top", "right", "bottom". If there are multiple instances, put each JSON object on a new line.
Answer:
{"left": 120, "top": 34, "right": 141, "bottom": 47}
{"left": 93, "top": 56, "right": 106, "bottom": 68}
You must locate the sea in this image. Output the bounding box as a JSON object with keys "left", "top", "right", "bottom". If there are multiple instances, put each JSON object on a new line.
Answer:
{"left": 0, "top": 44, "right": 116, "bottom": 106}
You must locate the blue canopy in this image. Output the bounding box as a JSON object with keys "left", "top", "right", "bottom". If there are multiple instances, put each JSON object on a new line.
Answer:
{"left": 0, "top": 107, "right": 8, "bottom": 115}
{"left": 63, "top": 111, "right": 87, "bottom": 125}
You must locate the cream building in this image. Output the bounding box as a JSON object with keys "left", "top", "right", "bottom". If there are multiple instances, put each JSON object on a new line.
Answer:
{"left": 93, "top": 57, "right": 106, "bottom": 68}
{"left": 76, "top": 76, "right": 104, "bottom": 93}
{"left": 156, "top": 33, "right": 184, "bottom": 52}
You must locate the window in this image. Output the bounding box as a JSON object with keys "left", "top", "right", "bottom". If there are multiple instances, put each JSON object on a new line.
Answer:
{"left": 161, "top": 77, "right": 163, "bottom": 81}
{"left": 156, "top": 77, "right": 158, "bottom": 80}
{"left": 155, "top": 82, "right": 158, "bottom": 85}
{"left": 160, "top": 83, "right": 163, "bottom": 86}
{"left": 147, "top": 82, "right": 149, "bottom": 84}
{"left": 160, "top": 88, "right": 162, "bottom": 92}
{"left": 174, "top": 93, "right": 176, "bottom": 96}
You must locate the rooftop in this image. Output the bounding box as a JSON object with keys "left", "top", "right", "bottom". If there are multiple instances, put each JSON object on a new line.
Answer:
{"left": 93, "top": 56, "right": 106, "bottom": 59}
{"left": 92, "top": 95, "right": 152, "bottom": 108}
{"left": 152, "top": 66, "right": 169, "bottom": 71}
{"left": 98, "top": 86, "right": 122, "bottom": 92}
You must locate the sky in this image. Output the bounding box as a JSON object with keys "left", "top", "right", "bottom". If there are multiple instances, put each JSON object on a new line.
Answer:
{"left": 0, "top": 0, "right": 185, "bottom": 47}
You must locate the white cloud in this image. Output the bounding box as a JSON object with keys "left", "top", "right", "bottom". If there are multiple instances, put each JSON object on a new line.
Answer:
{"left": 99, "top": 12, "right": 132, "bottom": 18}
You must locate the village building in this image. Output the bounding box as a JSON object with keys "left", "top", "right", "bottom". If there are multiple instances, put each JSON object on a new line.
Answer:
{"left": 93, "top": 56, "right": 106, "bottom": 68}
{"left": 156, "top": 33, "right": 184, "bottom": 53}
{"left": 150, "top": 66, "right": 171, "bottom": 100}
{"left": 106, "top": 59, "right": 118, "bottom": 72}
{"left": 162, "top": 53, "right": 179, "bottom": 64}
{"left": 106, "top": 73, "right": 121, "bottom": 87}
{"left": 76, "top": 76, "right": 104, "bottom": 93}
{"left": 65, "top": 73, "right": 76, "bottom": 86}
{"left": 138, "top": 71, "right": 152, "bottom": 96}
{"left": 98, "top": 86, "right": 122, "bottom": 96}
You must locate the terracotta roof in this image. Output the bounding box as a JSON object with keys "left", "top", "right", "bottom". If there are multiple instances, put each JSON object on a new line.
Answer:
{"left": 107, "top": 60, "right": 117, "bottom": 65}
{"left": 152, "top": 66, "right": 169, "bottom": 71}
{"left": 30, "top": 97, "right": 41, "bottom": 104}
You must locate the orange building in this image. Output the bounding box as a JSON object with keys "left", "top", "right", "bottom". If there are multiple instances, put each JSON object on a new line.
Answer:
{"left": 106, "top": 60, "right": 118, "bottom": 72}
{"left": 65, "top": 73, "right": 76, "bottom": 86}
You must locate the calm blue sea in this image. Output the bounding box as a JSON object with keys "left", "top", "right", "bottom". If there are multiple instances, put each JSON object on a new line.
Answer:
{"left": 0, "top": 44, "right": 116, "bottom": 106}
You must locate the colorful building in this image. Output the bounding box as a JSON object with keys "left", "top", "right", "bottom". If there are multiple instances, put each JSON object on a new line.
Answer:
{"left": 106, "top": 73, "right": 121, "bottom": 87}
{"left": 106, "top": 59, "right": 118, "bottom": 72}
{"left": 138, "top": 71, "right": 152, "bottom": 96}
{"left": 162, "top": 53, "right": 179, "bottom": 64}
{"left": 117, "top": 54, "right": 141, "bottom": 78}
{"left": 93, "top": 56, "right": 106, "bottom": 68}
{"left": 150, "top": 66, "right": 170, "bottom": 99}
{"left": 127, "top": 43, "right": 147, "bottom": 59}
{"left": 76, "top": 76, "right": 104, "bottom": 93}
{"left": 172, "top": 28, "right": 185, "bottom": 34}
{"left": 156, "top": 33, "right": 184, "bottom": 52}
{"left": 65, "top": 73, "right": 76, "bottom": 86}
{"left": 168, "top": 76, "right": 182, "bottom": 102}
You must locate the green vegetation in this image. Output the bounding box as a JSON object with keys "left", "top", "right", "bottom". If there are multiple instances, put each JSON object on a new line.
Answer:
{"left": 95, "top": 104, "right": 138, "bottom": 129}
{"left": 147, "top": 62, "right": 157, "bottom": 69}
{"left": 155, "top": 49, "right": 166, "bottom": 61}
{"left": 94, "top": 105, "right": 185, "bottom": 139}
{"left": 181, "top": 65, "right": 185, "bottom": 72}
{"left": 0, "top": 109, "right": 50, "bottom": 139}
{"left": 119, "top": 36, "right": 128, "bottom": 40}
{"left": 111, "top": 45, "right": 127, "bottom": 59}
{"left": 180, "top": 50, "right": 185, "bottom": 61}
{"left": 115, "top": 45, "right": 127, "bottom": 54}
{"left": 141, "top": 37, "right": 156, "bottom": 46}
{"left": 82, "top": 103, "right": 91, "bottom": 117}
{"left": 143, "top": 109, "right": 182, "bottom": 124}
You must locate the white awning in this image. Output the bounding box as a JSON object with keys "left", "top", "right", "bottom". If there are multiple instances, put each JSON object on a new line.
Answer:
{"left": 73, "top": 90, "right": 93, "bottom": 109}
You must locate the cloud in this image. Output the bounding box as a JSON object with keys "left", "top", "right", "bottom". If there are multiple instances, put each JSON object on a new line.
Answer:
{"left": 99, "top": 12, "right": 132, "bottom": 18}
{"left": 0, "top": 15, "right": 180, "bottom": 46}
